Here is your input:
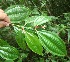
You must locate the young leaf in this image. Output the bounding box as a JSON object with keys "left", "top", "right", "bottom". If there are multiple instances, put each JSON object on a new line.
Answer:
{"left": 37, "top": 31, "right": 67, "bottom": 56}
{"left": 25, "top": 31, "right": 43, "bottom": 55}
{"left": 15, "top": 30, "right": 26, "bottom": 50}
{"left": 0, "top": 45, "right": 19, "bottom": 60}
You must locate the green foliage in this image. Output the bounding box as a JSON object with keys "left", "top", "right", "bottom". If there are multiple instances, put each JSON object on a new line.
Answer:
{"left": 37, "top": 31, "right": 67, "bottom": 56}
{"left": 5, "top": 5, "right": 31, "bottom": 23}
{"left": 4, "top": 60, "right": 14, "bottom": 62}
{"left": 25, "top": 31, "right": 43, "bottom": 55}
{"left": 25, "top": 16, "right": 56, "bottom": 26}
{"left": 0, "top": 39, "right": 9, "bottom": 46}
{"left": 15, "top": 30, "right": 26, "bottom": 50}
{"left": 0, "top": 0, "right": 70, "bottom": 62}
{"left": 0, "top": 45, "right": 19, "bottom": 60}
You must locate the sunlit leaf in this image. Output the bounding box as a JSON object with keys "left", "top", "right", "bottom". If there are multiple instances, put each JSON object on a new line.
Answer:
{"left": 37, "top": 30, "right": 67, "bottom": 56}
{"left": 5, "top": 5, "right": 31, "bottom": 23}
{"left": 0, "top": 45, "right": 19, "bottom": 60}
{"left": 17, "top": 58, "right": 22, "bottom": 62}
{"left": 0, "top": 39, "right": 9, "bottom": 46}
{"left": 25, "top": 31, "right": 43, "bottom": 55}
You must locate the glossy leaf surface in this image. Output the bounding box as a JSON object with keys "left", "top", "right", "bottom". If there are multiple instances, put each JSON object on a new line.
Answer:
{"left": 25, "top": 31, "right": 43, "bottom": 55}
{"left": 37, "top": 31, "right": 67, "bottom": 56}
{"left": 0, "top": 45, "right": 19, "bottom": 60}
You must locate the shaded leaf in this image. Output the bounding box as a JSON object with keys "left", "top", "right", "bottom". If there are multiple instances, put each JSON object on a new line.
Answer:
{"left": 4, "top": 60, "right": 14, "bottom": 62}
{"left": 20, "top": 53, "right": 28, "bottom": 59}
{"left": 17, "top": 58, "right": 22, "bottom": 62}
{"left": 15, "top": 30, "right": 26, "bottom": 50}
{"left": 0, "top": 39, "right": 9, "bottom": 46}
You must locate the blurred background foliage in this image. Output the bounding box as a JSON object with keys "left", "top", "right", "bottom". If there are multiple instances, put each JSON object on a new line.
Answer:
{"left": 0, "top": 0, "right": 70, "bottom": 16}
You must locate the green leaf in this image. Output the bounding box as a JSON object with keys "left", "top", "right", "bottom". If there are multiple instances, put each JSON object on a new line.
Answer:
{"left": 0, "top": 45, "right": 19, "bottom": 60}
{"left": 31, "top": 8, "right": 40, "bottom": 15}
{"left": 17, "top": 58, "right": 22, "bottom": 62}
{"left": 25, "top": 31, "right": 43, "bottom": 55}
{"left": 8, "top": 13, "right": 28, "bottom": 23}
{"left": 0, "top": 39, "right": 9, "bottom": 46}
{"left": 37, "top": 30, "right": 67, "bottom": 56}
{"left": 4, "top": 60, "right": 14, "bottom": 62}
{"left": 15, "top": 30, "right": 26, "bottom": 50}
{"left": 5, "top": 5, "right": 31, "bottom": 23}
{"left": 64, "top": 13, "right": 70, "bottom": 20}
{"left": 5, "top": 5, "right": 30, "bottom": 15}
{"left": 25, "top": 16, "right": 56, "bottom": 26}
{"left": 20, "top": 53, "right": 28, "bottom": 59}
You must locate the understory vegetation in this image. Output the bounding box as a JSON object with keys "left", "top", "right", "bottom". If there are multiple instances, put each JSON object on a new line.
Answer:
{"left": 0, "top": 0, "right": 70, "bottom": 62}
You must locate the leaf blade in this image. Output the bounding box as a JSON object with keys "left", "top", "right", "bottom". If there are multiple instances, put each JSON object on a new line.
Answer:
{"left": 25, "top": 16, "right": 56, "bottom": 26}
{"left": 25, "top": 31, "right": 43, "bottom": 55}
{"left": 0, "top": 45, "right": 19, "bottom": 60}
{"left": 37, "top": 31, "right": 67, "bottom": 56}
{"left": 15, "top": 30, "right": 26, "bottom": 50}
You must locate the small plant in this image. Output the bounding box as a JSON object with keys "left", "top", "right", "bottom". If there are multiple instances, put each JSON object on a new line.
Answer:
{"left": 0, "top": 5, "right": 67, "bottom": 61}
